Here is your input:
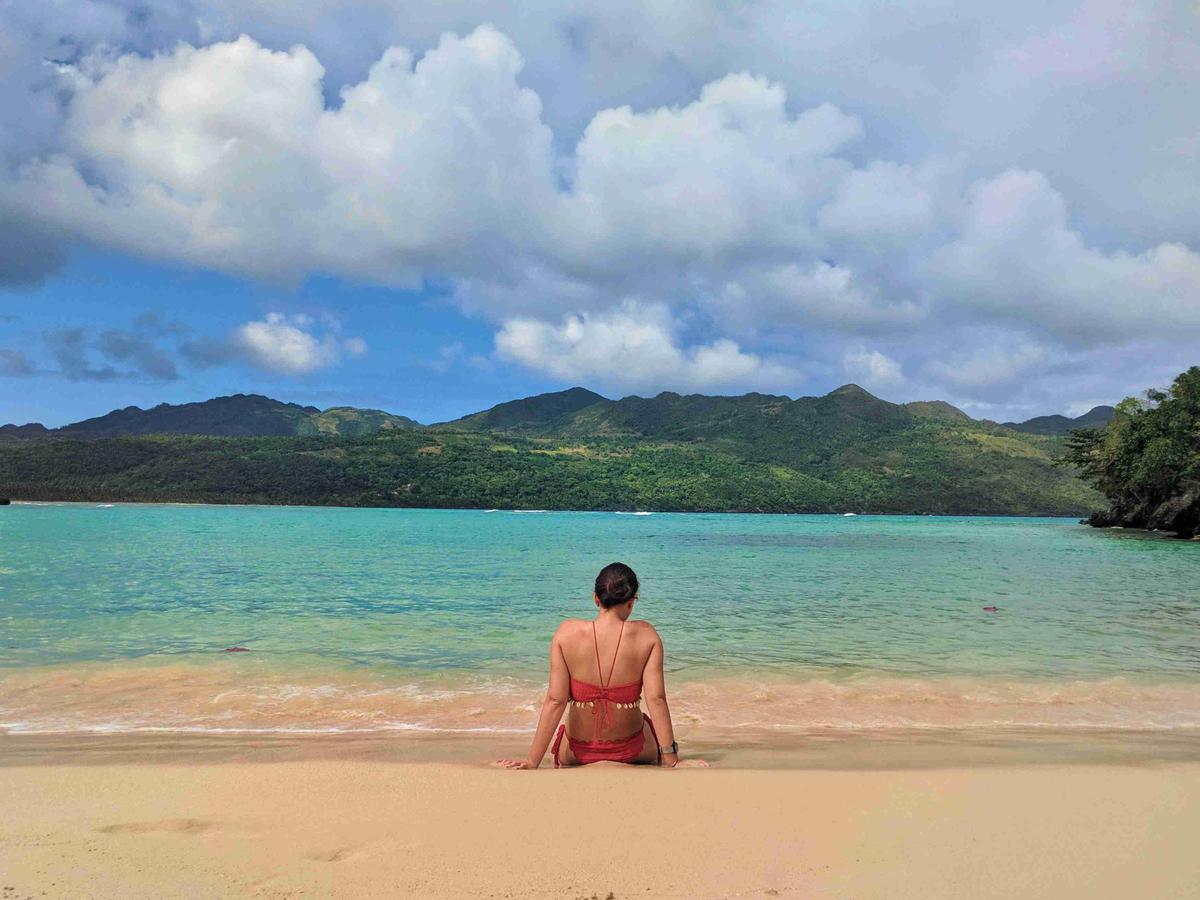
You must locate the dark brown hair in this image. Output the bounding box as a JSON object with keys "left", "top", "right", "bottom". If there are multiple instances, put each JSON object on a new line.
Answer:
{"left": 595, "top": 562, "right": 639, "bottom": 608}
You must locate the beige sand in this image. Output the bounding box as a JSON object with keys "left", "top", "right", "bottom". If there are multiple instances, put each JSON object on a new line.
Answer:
{"left": 2, "top": 755, "right": 1198, "bottom": 899}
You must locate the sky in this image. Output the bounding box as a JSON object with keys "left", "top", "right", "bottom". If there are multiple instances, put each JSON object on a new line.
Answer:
{"left": 1, "top": 1, "right": 1198, "bottom": 427}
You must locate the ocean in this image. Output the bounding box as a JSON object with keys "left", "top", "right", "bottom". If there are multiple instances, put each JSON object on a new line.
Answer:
{"left": 2, "top": 503, "right": 1198, "bottom": 740}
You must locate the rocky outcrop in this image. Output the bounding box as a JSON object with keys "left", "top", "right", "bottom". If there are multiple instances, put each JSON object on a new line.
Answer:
{"left": 1146, "top": 487, "right": 1200, "bottom": 538}
{"left": 1086, "top": 484, "right": 1200, "bottom": 539}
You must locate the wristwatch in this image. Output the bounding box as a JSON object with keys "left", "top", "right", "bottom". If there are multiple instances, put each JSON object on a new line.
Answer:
{"left": 658, "top": 740, "right": 678, "bottom": 756}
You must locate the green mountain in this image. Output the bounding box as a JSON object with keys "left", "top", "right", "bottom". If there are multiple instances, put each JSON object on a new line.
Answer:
{"left": 0, "top": 384, "right": 1104, "bottom": 515}
{"left": 0, "top": 423, "right": 50, "bottom": 441}
{"left": 903, "top": 400, "right": 972, "bottom": 422}
{"left": 4, "top": 394, "right": 420, "bottom": 439}
{"left": 441, "top": 386, "right": 606, "bottom": 429}
{"left": 1003, "top": 405, "right": 1115, "bottom": 435}
{"left": 297, "top": 406, "right": 420, "bottom": 437}
{"left": 475, "top": 383, "right": 1099, "bottom": 514}
{"left": 56, "top": 394, "right": 320, "bottom": 437}
{"left": 537, "top": 384, "right": 919, "bottom": 443}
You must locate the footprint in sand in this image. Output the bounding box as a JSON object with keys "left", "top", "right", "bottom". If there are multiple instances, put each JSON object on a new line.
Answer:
{"left": 304, "top": 847, "right": 360, "bottom": 863}
{"left": 97, "top": 818, "right": 215, "bottom": 835}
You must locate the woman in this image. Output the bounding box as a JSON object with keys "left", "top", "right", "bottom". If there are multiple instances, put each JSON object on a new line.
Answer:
{"left": 498, "top": 562, "right": 706, "bottom": 769}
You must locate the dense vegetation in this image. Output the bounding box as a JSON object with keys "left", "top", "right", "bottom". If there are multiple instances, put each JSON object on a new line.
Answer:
{"left": 1063, "top": 366, "right": 1200, "bottom": 538}
{"left": 0, "top": 393, "right": 419, "bottom": 439}
{"left": 0, "top": 383, "right": 1102, "bottom": 514}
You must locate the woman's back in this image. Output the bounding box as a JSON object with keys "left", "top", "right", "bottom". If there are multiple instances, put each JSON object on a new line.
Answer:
{"left": 560, "top": 617, "right": 653, "bottom": 686}
{"left": 497, "top": 561, "right": 703, "bottom": 768}
{"left": 559, "top": 617, "right": 654, "bottom": 740}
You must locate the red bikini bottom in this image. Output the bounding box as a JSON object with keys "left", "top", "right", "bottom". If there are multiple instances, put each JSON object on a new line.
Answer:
{"left": 552, "top": 713, "right": 660, "bottom": 767}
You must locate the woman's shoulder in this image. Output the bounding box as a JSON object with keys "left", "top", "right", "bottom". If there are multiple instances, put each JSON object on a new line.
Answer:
{"left": 553, "top": 618, "right": 590, "bottom": 636}
{"left": 628, "top": 619, "right": 661, "bottom": 640}
{"left": 553, "top": 618, "right": 658, "bottom": 638}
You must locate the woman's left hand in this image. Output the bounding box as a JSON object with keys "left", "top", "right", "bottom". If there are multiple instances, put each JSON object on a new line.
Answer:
{"left": 495, "top": 758, "right": 536, "bottom": 769}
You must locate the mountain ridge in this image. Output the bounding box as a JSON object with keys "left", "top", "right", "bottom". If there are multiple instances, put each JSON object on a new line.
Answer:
{"left": 1002, "top": 405, "right": 1116, "bottom": 435}
{"left": 1, "top": 393, "right": 420, "bottom": 439}
{"left": 0, "top": 383, "right": 1108, "bottom": 516}
{"left": 439, "top": 386, "right": 606, "bottom": 430}
{"left": 1, "top": 386, "right": 1113, "bottom": 440}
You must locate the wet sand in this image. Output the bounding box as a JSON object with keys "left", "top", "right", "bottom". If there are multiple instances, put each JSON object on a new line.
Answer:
{"left": 1, "top": 734, "right": 1199, "bottom": 898}
{"left": 3, "top": 725, "right": 1200, "bottom": 769}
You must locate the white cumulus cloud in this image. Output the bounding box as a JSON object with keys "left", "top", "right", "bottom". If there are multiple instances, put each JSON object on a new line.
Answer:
{"left": 924, "top": 341, "right": 1049, "bottom": 390}
{"left": 495, "top": 305, "right": 799, "bottom": 394}
{"left": 843, "top": 347, "right": 904, "bottom": 388}
{"left": 930, "top": 170, "right": 1200, "bottom": 344}
{"left": 232, "top": 313, "right": 366, "bottom": 375}
{"left": 0, "top": 11, "right": 1198, "bottom": 412}
{"left": 2, "top": 27, "right": 557, "bottom": 286}
{"left": 554, "top": 79, "right": 863, "bottom": 274}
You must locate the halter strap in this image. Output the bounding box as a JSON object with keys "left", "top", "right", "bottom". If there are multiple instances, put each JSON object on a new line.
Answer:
{"left": 586, "top": 619, "right": 628, "bottom": 734}
{"left": 592, "top": 619, "right": 625, "bottom": 687}
{"left": 591, "top": 620, "right": 603, "bottom": 685}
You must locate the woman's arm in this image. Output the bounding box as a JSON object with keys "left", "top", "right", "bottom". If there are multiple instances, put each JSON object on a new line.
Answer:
{"left": 642, "top": 627, "right": 680, "bottom": 767}
{"left": 497, "top": 625, "right": 570, "bottom": 769}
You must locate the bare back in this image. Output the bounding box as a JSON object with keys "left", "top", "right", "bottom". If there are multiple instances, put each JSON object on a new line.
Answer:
{"left": 554, "top": 617, "right": 660, "bottom": 741}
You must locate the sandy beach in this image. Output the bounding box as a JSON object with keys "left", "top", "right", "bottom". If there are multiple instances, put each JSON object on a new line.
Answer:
{"left": 2, "top": 737, "right": 1198, "bottom": 899}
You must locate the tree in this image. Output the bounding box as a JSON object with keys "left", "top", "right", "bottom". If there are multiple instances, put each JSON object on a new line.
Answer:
{"left": 1063, "top": 366, "right": 1200, "bottom": 537}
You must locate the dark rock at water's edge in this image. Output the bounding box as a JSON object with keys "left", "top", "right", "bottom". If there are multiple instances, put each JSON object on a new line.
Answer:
{"left": 0, "top": 498, "right": 9, "bottom": 505}
{"left": 1084, "top": 484, "right": 1200, "bottom": 539}
{"left": 1147, "top": 487, "right": 1200, "bottom": 538}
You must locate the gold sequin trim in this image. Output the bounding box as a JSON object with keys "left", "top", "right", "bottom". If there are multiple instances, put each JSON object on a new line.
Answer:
{"left": 571, "top": 701, "right": 640, "bottom": 708}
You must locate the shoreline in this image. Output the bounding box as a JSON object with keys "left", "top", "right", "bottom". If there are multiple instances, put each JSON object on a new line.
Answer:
{"left": 2, "top": 498, "right": 1096, "bottom": 518}
{"left": 5, "top": 725, "right": 1200, "bottom": 770}
{"left": 2, "top": 757, "right": 1197, "bottom": 898}
{"left": 5, "top": 663, "right": 1200, "bottom": 736}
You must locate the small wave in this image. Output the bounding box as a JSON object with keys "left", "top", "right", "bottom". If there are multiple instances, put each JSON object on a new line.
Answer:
{"left": 0, "top": 721, "right": 530, "bottom": 736}
{"left": 3, "top": 665, "right": 1200, "bottom": 736}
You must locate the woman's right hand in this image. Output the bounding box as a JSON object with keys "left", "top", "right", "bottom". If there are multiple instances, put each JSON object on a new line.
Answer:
{"left": 495, "top": 758, "right": 536, "bottom": 769}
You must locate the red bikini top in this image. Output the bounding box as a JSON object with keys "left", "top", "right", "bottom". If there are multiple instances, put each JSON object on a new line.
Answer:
{"left": 569, "top": 619, "right": 641, "bottom": 733}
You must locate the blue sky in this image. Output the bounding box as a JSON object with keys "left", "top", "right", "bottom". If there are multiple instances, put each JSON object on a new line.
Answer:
{"left": 2, "top": 2, "right": 1198, "bottom": 427}
{"left": 0, "top": 250, "right": 556, "bottom": 426}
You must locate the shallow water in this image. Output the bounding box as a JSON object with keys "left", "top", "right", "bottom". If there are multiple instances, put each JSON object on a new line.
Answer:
{"left": 1, "top": 504, "right": 1198, "bottom": 737}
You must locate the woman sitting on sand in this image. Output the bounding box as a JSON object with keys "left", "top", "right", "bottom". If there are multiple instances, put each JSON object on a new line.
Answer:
{"left": 498, "top": 562, "right": 706, "bottom": 769}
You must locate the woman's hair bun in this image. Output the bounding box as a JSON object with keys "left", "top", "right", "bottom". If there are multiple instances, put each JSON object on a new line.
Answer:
{"left": 607, "top": 581, "right": 633, "bottom": 602}
{"left": 595, "top": 562, "right": 639, "bottom": 608}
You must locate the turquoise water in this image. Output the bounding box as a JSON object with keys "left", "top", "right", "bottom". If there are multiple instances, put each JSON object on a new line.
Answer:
{"left": 1, "top": 504, "right": 1198, "bottom": 734}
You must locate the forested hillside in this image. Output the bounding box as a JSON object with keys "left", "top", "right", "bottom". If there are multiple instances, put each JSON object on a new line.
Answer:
{"left": 0, "top": 394, "right": 420, "bottom": 439}
{"left": 0, "top": 384, "right": 1102, "bottom": 514}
